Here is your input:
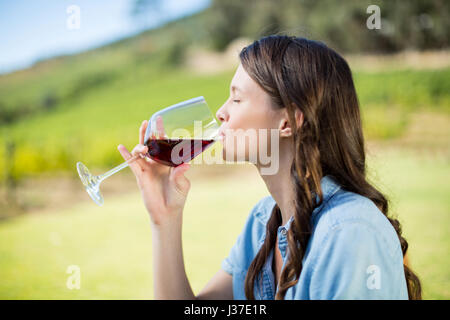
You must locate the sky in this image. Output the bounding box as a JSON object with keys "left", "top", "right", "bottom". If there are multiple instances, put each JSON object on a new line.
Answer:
{"left": 0, "top": 0, "right": 210, "bottom": 74}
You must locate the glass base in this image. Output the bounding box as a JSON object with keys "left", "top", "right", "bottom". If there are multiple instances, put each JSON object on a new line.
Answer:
{"left": 77, "top": 162, "right": 104, "bottom": 206}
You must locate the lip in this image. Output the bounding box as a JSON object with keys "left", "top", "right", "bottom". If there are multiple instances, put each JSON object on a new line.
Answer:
{"left": 218, "top": 128, "right": 226, "bottom": 140}
{"left": 216, "top": 132, "right": 225, "bottom": 141}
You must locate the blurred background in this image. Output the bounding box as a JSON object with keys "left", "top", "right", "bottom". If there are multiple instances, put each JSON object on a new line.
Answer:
{"left": 0, "top": 0, "right": 448, "bottom": 299}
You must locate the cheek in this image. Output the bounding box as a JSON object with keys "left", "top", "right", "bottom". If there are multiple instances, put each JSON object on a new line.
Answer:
{"left": 227, "top": 104, "right": 263, "bottom": 147}
{"left": 228, "top": 102, "right": 271, "bottom": 131}
{"left": 222, "top": 103, "right": 276, "bottom": 162}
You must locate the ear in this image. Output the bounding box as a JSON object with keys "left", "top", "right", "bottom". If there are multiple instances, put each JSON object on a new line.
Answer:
{"left": 279, "top": 108, "right": 304, "bottom": 138}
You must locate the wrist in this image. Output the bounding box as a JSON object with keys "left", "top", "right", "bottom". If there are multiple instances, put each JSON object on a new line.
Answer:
{"left": 149, "top": 211, "right": 183, "bottom": 233}
{"left": 151, "top": 218, "right": 183, "bottom": 253}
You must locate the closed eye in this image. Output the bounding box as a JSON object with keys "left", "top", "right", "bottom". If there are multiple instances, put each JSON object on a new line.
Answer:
{"left": 233, "top": 99, "right": 240, "bottom": 103}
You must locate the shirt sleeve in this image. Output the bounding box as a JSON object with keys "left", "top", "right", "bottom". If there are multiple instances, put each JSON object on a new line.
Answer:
{"left": 221, "top": 233, "right": 243, "bottom": 276}
{"left": 307, "top": 220, "right": 408, "bottom": 300}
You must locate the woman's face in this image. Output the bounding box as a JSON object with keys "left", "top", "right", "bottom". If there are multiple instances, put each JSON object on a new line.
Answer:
{"left": 216, "top": 64, "right": 285, "bottom": 163}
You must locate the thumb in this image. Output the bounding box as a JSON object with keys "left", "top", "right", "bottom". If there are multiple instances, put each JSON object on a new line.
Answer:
{"left": 170, "top": 163, "right": 191, "bottom": 195}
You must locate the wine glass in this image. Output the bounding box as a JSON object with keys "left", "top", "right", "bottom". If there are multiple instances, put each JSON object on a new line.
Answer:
{"left": 76, "top": 96, "right": 220, "bottom": 206}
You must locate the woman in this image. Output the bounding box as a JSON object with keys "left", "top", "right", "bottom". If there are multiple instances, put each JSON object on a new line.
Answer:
{"left": 118, "top": 35, "right": 421, "bottom": 300}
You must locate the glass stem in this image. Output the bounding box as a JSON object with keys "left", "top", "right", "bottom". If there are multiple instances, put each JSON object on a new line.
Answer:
{"left": 97, "top": 154, "right": 141, "bottom": 183}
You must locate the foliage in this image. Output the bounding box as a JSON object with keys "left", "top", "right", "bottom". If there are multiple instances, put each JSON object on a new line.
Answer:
{"left": 204, "top": 0, "right": 449, "bottom": 52}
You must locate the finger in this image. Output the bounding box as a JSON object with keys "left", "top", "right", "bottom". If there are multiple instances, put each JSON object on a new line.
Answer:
{"left": 117, "top": 144, "right": 145, "bottom": 174}
{"left": 139, "top": 120, "right": 148, "bottom": 145}
{"left": 170, "top": 163, "right": 191, "bottom": 195}
{"left": 172, "top": 163, "right": 190, "bottom": 176}
{"left": 156, "top": 115, "right": 167, "bottom": 139}
{"left": 131, "top": 143, "right": 148, "bottom": 155}
{"left": 131, "top": 144, "right": 150, "bottom": 168}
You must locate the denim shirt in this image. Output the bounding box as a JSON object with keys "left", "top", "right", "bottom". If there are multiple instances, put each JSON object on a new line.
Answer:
{"left": 221, "top": 175, "right": 408, "bottom": 300}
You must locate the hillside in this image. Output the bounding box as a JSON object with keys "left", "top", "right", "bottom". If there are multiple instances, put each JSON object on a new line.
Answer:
{"left": 0, "top": 8, "right": 449, "bottom": 182}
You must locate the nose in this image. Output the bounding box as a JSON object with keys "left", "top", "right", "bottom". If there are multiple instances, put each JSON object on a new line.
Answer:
{"left": 216, "top": 104, "right": 228, "bottom": 123}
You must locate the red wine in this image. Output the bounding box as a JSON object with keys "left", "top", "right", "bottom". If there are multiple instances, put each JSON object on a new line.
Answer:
{"left": 144, "top": 138, "right": 215, "bottom": 167}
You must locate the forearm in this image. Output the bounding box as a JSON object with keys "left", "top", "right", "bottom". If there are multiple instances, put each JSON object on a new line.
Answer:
{"left": 151, "top": 216, "right": 196, "bottom": 300}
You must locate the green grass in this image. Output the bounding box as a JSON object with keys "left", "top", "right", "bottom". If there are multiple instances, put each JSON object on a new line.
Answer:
{"left": 1, "top": 65, "right": 449, "bottom": 180}
{"left": 367, "top": 149, "right": 450, "bottom": 299}
{"left": 0, "top": 165, "right": 269, "bottom": 299}
{"left": 0, "top": 150, "right": 448, "bottom": 299}
{"left": 354, "top": 69, "right": 450, "bottom": 113}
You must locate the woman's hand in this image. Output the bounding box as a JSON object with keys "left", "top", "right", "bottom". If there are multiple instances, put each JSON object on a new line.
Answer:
{"left": 117, "top": 118, "right": 191, "bottom": 227}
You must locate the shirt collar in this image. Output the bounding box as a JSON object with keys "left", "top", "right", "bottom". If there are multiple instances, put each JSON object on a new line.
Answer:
{"left": 315, "top": 175, "right": 341, "bottom": 206}
{"left": 311, "top": 174, "right": 341, "bottom": 218}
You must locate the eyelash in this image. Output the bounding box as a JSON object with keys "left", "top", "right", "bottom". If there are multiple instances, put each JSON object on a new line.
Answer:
{"left": 233, "top": 99, "right": 240, "bottom": 103}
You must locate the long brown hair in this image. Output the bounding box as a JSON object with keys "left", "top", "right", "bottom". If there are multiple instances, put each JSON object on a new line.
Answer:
{"left": 240, "top": 35, "right": 421, "bottom": 300}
